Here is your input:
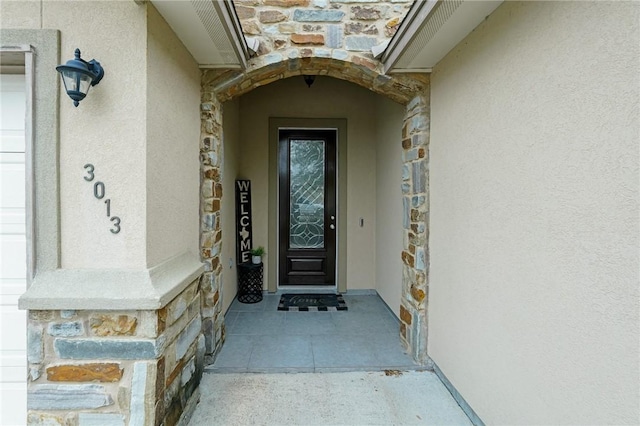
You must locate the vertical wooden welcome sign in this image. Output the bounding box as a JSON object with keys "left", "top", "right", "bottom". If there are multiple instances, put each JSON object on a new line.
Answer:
{"left": 235, "top": 180, "right": 253, "bottom": 264}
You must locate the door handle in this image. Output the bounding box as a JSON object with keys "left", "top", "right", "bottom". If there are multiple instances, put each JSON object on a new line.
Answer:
{"left": 330, "top": 224, "right": 335, "bottom": 230}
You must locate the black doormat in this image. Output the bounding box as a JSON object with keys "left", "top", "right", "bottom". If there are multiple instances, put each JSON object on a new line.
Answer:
{"left": 277, "top": 293, "right": 347, "bottom": 311}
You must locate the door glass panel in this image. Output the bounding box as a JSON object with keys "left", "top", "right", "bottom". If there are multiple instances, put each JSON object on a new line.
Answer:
{"left": 289, "top": 139, "right": 325, "bottom": 249}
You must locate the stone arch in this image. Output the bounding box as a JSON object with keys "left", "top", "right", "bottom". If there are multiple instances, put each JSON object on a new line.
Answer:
{"left": 199, "top": 56, "right": 431, "bottom": 365}
{"left": 203, "top": 56, "right": 428, "bottom": 105}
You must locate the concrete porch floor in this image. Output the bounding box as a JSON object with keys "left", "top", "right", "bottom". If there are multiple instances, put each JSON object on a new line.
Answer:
{"left": 187, "top": 294, "right": 472, "bottom": 425}
{"left": 208, "top": 293, "right": 419, "bottom": 373}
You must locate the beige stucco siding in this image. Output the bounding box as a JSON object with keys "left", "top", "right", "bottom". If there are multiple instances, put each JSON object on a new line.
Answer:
{"left": 222, "top": 98, "right": 241, "bottom": 313}
{"left": 375, "top": 99, "right": 404, "bottom": 316}
{"left": 6, "top": 1, "right": 205, "bottom": 312}
{"left": 429, "top": 1, "right": 639, "bottom": 424}
{"left": 9, "top": 1, "right": 200, "bottom": 269}
{"left": 0, "top": 0, "right": 42, "bottom": 28}
{"left": 146, "top": 4, "right": 200, "bottom": 268}
{"left": 44, "top": 1, "right": 149, "bottom": 269}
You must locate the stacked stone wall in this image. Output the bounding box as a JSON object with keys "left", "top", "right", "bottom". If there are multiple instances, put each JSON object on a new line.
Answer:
{"left": 25, "top": 280, "right": 205, "bottom": 425}
{"left": 235, "top": 0, "right": 412, "bottom": 71}
{"left": 199, "top": 96, "right": 226, "bottom": 364}
{"left": 399, "top": 93, "right": 430, "bottom": 364}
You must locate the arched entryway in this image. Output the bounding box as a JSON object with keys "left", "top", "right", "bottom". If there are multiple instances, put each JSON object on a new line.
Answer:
{"left": 199, "top": 56, "right": 431, "bottom": 365}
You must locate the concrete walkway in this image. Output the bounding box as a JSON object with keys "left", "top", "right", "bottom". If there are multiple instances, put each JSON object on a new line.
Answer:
{"left": 188, "top": 370, "right": 472, "bottom": 425}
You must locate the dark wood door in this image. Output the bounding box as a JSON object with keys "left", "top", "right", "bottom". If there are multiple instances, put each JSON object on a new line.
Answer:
{"left": 279, "top": 129, "right": 337, "bottom": 286}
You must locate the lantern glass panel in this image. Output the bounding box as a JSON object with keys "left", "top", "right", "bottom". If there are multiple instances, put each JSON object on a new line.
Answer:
{"left": 61, "top": 70, "right": 93, "bottom": 95}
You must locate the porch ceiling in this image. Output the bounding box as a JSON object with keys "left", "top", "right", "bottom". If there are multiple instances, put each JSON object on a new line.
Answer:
{"left": 382, "top": 0, "right": 504, "bottom": 73}
{"left": 150, "top": 0, "right": 503, "bottom": 73}
{"left": 149, "top": 0, "right": 249, "bottom": 69}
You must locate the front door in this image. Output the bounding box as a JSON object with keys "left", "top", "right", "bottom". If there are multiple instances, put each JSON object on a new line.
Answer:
{"left": 278, "top": 129, "right": 336, "bottom": 286}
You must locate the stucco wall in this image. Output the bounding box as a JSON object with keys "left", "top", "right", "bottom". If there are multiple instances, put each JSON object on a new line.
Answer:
{"left": 146, "top": 4, "right": 201, "bottom": 268}
{"left": 429, "top": 1, "right": 640, "bottom": 424}
{"left": 5, "top": 0, "right": 205, "bottom": 310}
{"left": 7, "top": 1, "right": 200, "bottom": 269}
{"left": 374, "top": 99, "right": 404, "bottom": 316}
{"left": 221, "top": 98, "right": 241, "bottom": 313}
{"left": 238, "top": 76, "right": 383, "bottom": 290}
{"left": 4, "top": 3, "right": 206, "bottom": 423}
{"left": 0, "top": 0, "right": 42, "bottom": 28}
{"left": 44, "top": 1, "right": 148, "bottom": 269}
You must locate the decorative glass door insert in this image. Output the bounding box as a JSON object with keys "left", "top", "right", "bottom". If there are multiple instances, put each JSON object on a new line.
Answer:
{"left": 289, "top": 139, "right": 325, "bottom": 249}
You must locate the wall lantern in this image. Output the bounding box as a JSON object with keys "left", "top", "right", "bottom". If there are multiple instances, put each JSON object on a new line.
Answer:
{"left": 56, "top": 48, "right": 104, "bottom": 107}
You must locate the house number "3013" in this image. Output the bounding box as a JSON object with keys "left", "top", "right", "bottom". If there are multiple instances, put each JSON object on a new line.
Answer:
{"left": 83, "top": 164, "right": 121, "bottom": 234}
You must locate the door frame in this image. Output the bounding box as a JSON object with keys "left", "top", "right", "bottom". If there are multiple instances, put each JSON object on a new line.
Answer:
{"left": 268, "top": 118, "right": 347, "bottom": 293}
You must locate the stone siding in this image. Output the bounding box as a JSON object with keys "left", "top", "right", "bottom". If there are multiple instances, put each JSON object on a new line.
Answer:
{"left": 199, "top": 97, "right": 226, "bottom": 365}
{"left": 236, "top": 0, "right": 410, "bottom": 63}
{"left": 203, "top": 57, "right": 427, "bottom": 104}
{"left": 26, "top": 280, "right": 204, "bottom": 426}
{"left": 399, "top": 93, "right": 430, "bottom": 364}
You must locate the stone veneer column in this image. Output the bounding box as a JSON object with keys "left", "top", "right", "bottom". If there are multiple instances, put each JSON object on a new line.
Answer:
{"left": 25, "top": 280, "right": 205, "bottom": 425}
{"left": 199, "top": 93, "right": 225, "bottom": 363}
{"left": 399, "top": 91, "right": 431, "bottom": 365}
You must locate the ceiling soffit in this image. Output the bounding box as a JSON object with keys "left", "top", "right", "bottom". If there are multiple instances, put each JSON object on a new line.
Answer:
{"left": 150, "top": 0, "right": 248, "bottom": 69}
{"left": 383, "top": 0, "right": 503, "bottom": 73}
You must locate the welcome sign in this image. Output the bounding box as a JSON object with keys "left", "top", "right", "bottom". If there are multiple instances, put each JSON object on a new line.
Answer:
{"left": 235, "top": 180, "right": 253, "bottom": 264}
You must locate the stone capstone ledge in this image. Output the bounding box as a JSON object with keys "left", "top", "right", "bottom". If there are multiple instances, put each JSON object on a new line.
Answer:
{"left": 19, "top": 251, "right": 204, "bottom": 310}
